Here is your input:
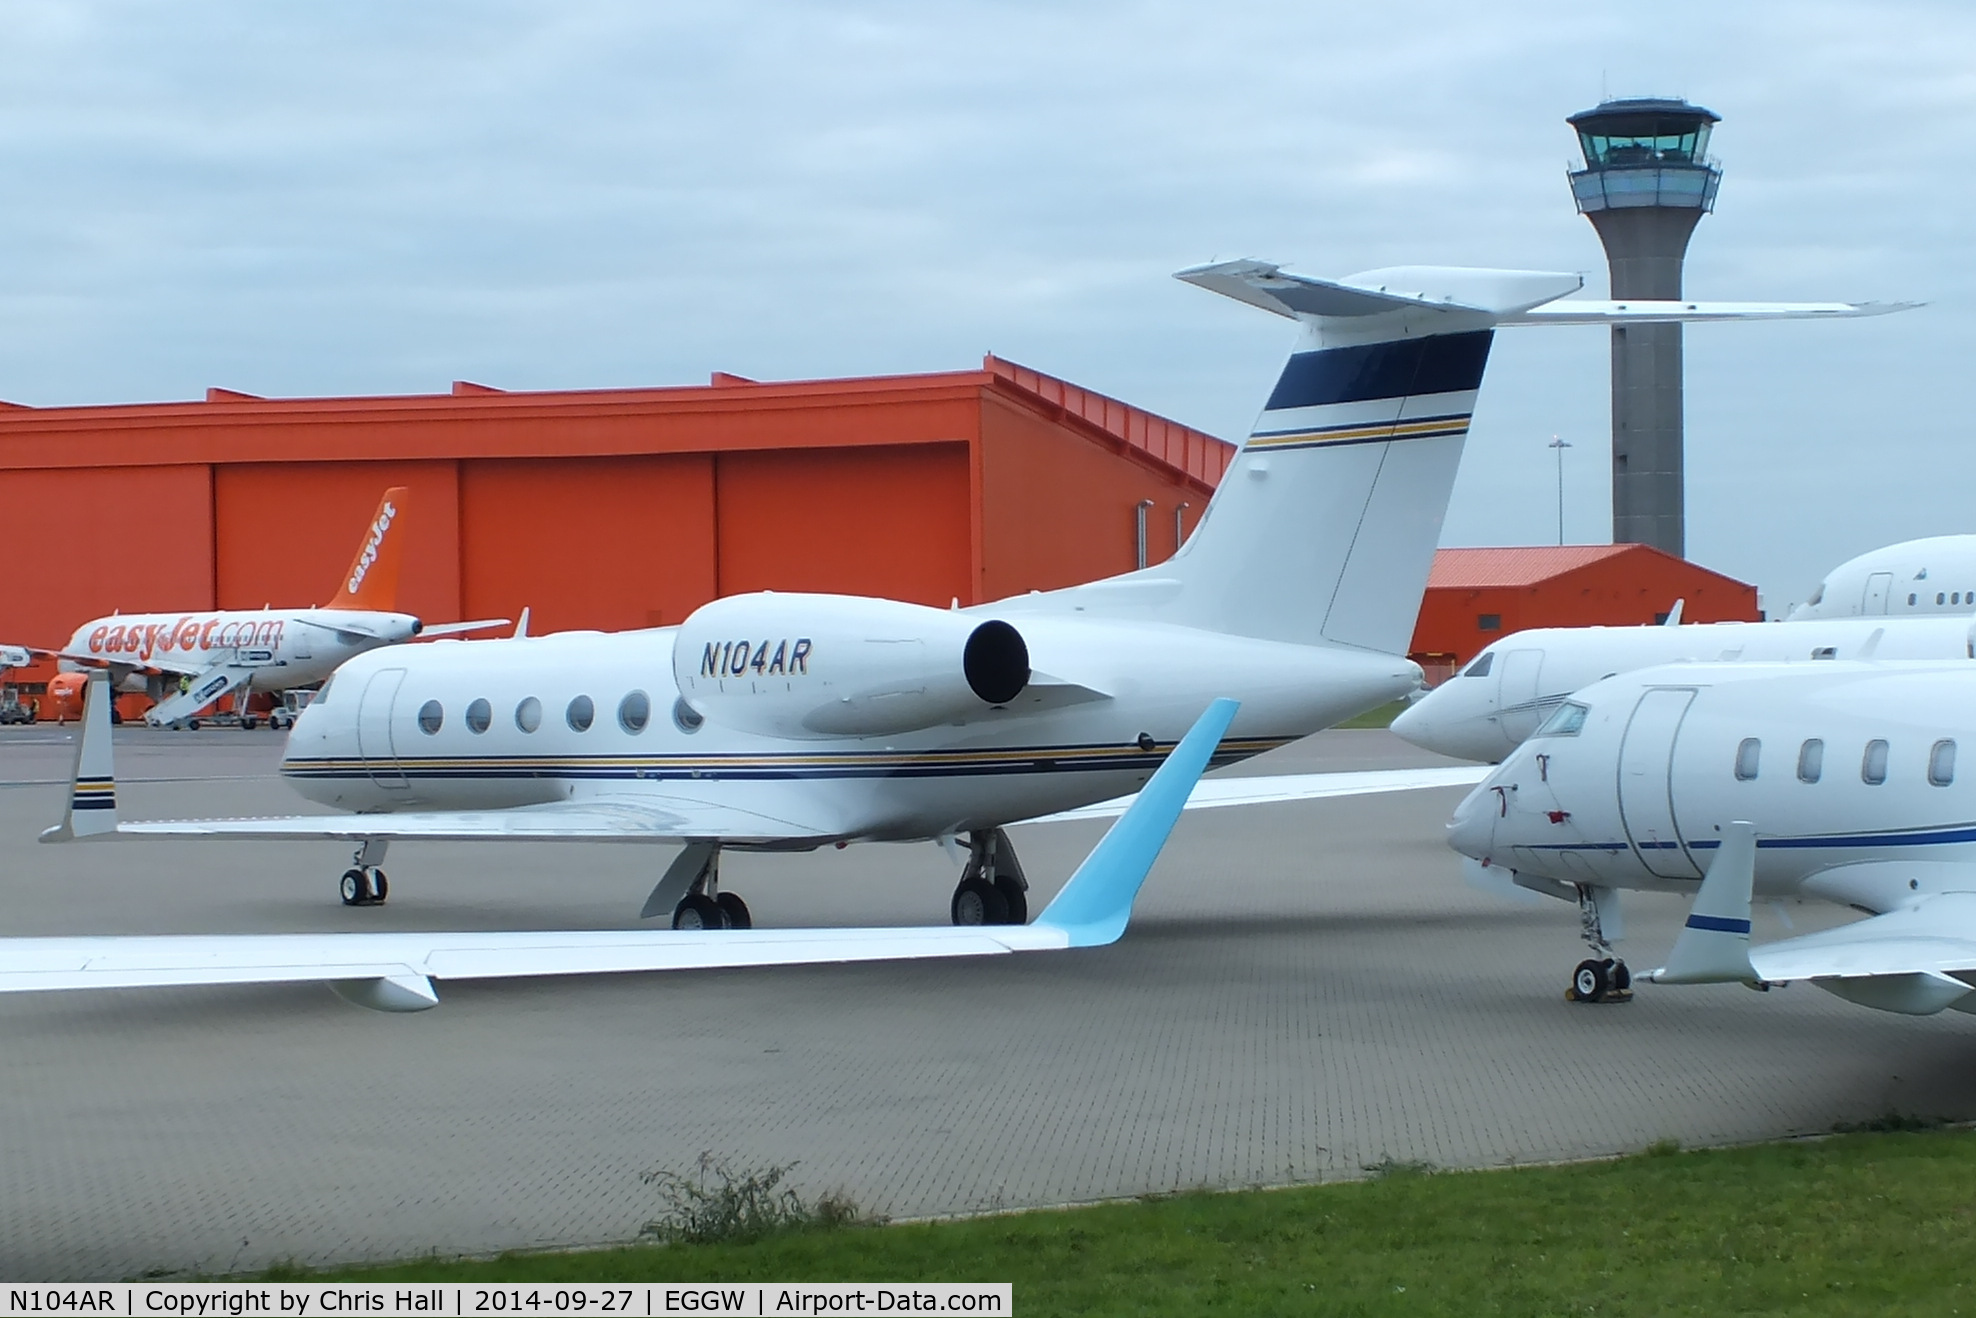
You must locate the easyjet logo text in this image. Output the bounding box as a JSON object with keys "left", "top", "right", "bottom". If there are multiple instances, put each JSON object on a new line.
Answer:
{"left": 702, "top": 638, "right": 811, "bottom": 679}
{"left": 346, "top": 500, "right": 397, "bottom": 595}
{"left": 87, "top": 617, "right": 286, "bottom": 663}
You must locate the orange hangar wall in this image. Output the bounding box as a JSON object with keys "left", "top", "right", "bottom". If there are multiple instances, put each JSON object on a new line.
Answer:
{"left": 1410, "top": 544, "right": 1760, "bottom": 671}
{"left": 0, "top": 357, "right": 1234, "bottom": 650}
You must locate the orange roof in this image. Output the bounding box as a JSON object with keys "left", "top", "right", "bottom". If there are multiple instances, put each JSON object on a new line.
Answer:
{"left": 0, "top": 354, "right": 1234, "bottom": 494}
{"left": 1428, "top": 544, "right": 1644, "bottom": 588}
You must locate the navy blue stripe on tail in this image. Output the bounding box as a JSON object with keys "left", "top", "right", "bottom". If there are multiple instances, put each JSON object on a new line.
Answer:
{"left": 1264, "top": 330, "right": 1494, "bottom": 411}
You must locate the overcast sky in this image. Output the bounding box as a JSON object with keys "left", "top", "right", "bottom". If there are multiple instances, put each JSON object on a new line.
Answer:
{"left": 2, "top": 0, "right": 1968, "bottom": 611}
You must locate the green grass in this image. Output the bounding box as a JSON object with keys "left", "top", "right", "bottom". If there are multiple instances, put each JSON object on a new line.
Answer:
{"left": 281, "top": 1129, "right": 1976, "bottom": 1315}
{"left": 1337, "top": 699, "right": 1409, "bottom": 729}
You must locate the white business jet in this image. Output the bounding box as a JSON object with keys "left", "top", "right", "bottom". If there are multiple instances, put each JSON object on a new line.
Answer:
{"left": 19, "top": 487, "right": 505, "bottom": 727}
{"left": 1447, "top": 659, "right": 1976, "bottom": 1016}
{"left": 1789, "top": 534, "right": 1976, "bottom": 620}
{"left": 41, "top": 261, "right": 1886, "bottom": 938}
{"left": 1394, "top": 611, "right": 1976, "bottom": 763}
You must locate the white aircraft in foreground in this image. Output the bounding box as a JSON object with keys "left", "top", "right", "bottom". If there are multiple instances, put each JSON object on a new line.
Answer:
{"left": 38, "top": 261, "right": 1890, "bottom": 944}
{"left": 1789, "top": 534, "right": 1976, "bottom": 620}
{"left": 1447, "top": 659, "right": 1976, "bottom": 1016}
{"left": 1394, "top": 612, "right": 1976, "bottom": 763}
{"left": 18, "top": 487, "right": 505, "bottom": 727}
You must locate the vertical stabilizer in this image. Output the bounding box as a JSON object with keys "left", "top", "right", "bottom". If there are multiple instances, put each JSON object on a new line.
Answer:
{"left": 1025, "top": 262, "right": 1582, "bottom": 653}
{"left": 326, "top": 487, "right": 410, "bottom": 612}
{"left": 41, "top": 670, "right": 118, "bottom": 841}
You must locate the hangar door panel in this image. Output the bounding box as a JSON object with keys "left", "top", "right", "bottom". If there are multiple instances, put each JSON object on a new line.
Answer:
{"left": 460, "top": 456, "right": 717, "bottom": 634}
{"left": 716, "top": 444, "right": 971, "bottom": 606}
{"left": 1616, "top": 687, "right": 1702, "bottom": 879}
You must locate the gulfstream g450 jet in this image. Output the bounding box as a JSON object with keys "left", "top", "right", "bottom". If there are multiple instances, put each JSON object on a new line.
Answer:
{"left": 43, "top": 263, "right": 1889, "bottom": 961}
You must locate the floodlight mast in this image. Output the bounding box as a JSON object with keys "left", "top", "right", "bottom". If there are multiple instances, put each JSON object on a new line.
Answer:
{"left": 1568, "top": 97, "right": 1723, "bottom": 558}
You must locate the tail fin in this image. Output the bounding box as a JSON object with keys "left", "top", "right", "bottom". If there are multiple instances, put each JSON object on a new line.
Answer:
{"left": 326, "top": 487, "right": 410, "bottom": 612}
{"left": 40, "top": 669, "right": 117, "bottom": 841}
{"left": 1034, "top": 263, "right": 1579, "bottom": 653}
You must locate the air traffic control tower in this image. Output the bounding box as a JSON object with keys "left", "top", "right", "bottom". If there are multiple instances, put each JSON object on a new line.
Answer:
{"left": 1568, "top": 97, "right": 1721, "bottom": 556}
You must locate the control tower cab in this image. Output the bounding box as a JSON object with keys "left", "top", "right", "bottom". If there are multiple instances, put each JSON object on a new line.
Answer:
{"left": 1567, "top": 98, "right": 1723, "bottom": 558}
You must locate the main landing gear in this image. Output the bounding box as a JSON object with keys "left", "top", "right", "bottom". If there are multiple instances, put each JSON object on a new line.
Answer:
{"left": 339, "top": 840, "right": 390, "bottom": 907}
{"left": 640, "top": 842, "right": 753, "bottom": 930}
{"left": 950, "top": 827, "right": 1029, "bottom": 926}
{"left": 1565, "top": 882, "right": 1631, "bottom": 1004}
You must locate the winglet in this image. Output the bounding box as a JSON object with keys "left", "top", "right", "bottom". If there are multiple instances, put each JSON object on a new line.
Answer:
{"left": 1663, "top": 598, "right": 1684, "bottom": 627}
{"left": 40, "top": 670, "right": 118, "bottom": 842}
{"left": 1035, "top": 697, "right": 1239, "bottom": 947}
{"left": 514, "top": 607, "right": 531, "bottom": 639}
{"left": 1650, "top": 821, "right": 1759, "bottom": 984}
{"left": 325, "top": 487, "right": 409, "bottom": 612}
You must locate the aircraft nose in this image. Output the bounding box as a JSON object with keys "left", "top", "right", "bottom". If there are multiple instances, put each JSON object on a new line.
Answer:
{"left": 1389, "top": 699, "right": 1431, "bottom": 747}
{"left": 1445, "top": 780, "right": 1498, "bottom": 860}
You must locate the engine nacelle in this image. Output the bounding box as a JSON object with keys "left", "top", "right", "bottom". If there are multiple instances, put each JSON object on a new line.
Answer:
{"left": 673, "top": 592, "right": 1030, "bottom": 739}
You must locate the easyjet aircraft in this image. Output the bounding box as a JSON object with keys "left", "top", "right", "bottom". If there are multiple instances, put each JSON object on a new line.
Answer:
{"left": 26, "top": 259, "right": 1897, "bottom": 1011}
{"left": 20, "top": 488, "right": 505, "bottom": 727}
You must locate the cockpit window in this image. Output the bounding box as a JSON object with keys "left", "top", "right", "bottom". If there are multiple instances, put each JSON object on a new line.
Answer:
{"left": 1534, "top": 701, "right": 1588, "bottom": 737}
{"left": 315, "top": 676, "right": 335, "bottom": 704}
{"left": 1462, "top": 652, "right": 1495, "bottom": 678}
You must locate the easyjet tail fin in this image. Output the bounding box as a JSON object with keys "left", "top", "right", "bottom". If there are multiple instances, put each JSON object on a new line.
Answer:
{"left": 325, "top": 487, "right": 409, "bottom": 612}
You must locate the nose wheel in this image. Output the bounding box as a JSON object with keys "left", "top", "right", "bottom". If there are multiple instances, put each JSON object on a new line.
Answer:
{"left": 1565, "top": 884, "right": 1631, "bottom": 1003}
{"left": 339, "top": 867, "right": 388, "bottom": 906}
{"left": 339, "top": 840, "right": 390, "bottom": 907}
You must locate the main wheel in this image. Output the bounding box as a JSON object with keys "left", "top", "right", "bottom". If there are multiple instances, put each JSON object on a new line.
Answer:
{"left": 241, "top": 715, "right": 258, "bottom": 731}
{"left": 339, "top": 869, "right": 368, "bottom": 906}
{"left": 672, "top": 893, "right": 728, "bottom": 930}
{"left": 1611, "top": 960, "right": 1632, "bottom": 993}
{"left": 715, "top": 892, "right": 752, "bottom": 929}
{"left": 993, "top": 874, "right": 1027, "bottom": 925}
{"left": 368, "top": 869, "right": 389, "bottom": 904}
{"left": 1570, "top": 958, "right": 1610, "bottom": 1003}
{"left": 951, "top": 877, "right": 1010, "bottom": 927}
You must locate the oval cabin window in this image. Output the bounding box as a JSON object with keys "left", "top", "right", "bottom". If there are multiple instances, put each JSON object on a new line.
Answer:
{"left": 619, "top": 690, "right": 651, "bottom": 733}
{"left": 567, "top": 695, "right": 595, "bottom": 732}
{"left": 465, "top": 698, "right": 491, "bottom": 734}
{"left": 1797, "top": 739, "right": 1823, "bottom": 783}
{"left": 516, "top": 697, "right": 542, "bottom": 734}
{"left": 417, "top": 700, "right": 443, "bottom": 735}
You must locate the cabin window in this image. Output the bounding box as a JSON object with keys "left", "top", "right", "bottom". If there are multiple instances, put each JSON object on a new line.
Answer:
{"left": 465, "top": 698, "right": 491, "bottom": 734}
{"left": 619, "top": 690, "right": 651, "bottom": 733}
{"left": 1938, "top": 593, "right": 1947, "bottom": 605}
{"left": 1477, "top": 614, "right": 1502, "bottom": 632}
{"left": 1862, "top": 739, "right": 1889, "bottom": 785}
{"left": 515, "top": 696, "right": 542, "bottom": 734}
{"left": 1463, "top": 652, "right": 1495, "bottom": 678}
{"left": 672, "top": 697, "right": 705, "bottom": 733}
{"left": 1734, "top": 738, "right": 1761, "bottom": 781}
{"left": 1811, "top": 647, "right": 1837, "bottom": 660}
{"left": 1535, "top": 701, "right": 1588, "bottom": 737}
{"left": 416, "top": 700, "right": 443, "bottom": 735}
{"left": 1909, "top": 594, "right": 1918, "bottom": 606}
{"left": 567, "top": 695, "right": 595, "bottom": 732}
{"left": 1797, "top": 739, "right": 1823, "bottom": 783}
{"left": 1930, "top": 739, "right": 1956, "bottom": 787}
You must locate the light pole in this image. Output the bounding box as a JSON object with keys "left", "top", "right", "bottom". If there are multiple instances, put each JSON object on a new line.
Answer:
{"left": 1548, "top": 436, "right": 1572, "bottom": 545}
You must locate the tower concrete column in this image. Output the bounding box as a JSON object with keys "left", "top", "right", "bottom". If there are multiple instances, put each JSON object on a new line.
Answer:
{"left": 1568, "top": 99, "right": 1721, "bottom": 557}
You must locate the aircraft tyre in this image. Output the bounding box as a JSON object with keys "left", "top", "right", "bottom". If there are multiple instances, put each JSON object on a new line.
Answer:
{"left": 715, "top": 892, "right": 752, "bottom": 929}
{"left": 1611, "top": 959, "right": 1632, "bottom": 993}
{"left": 993, "top": 874, "right": 1027, "bottom": 925}
{"left": 339, "top": 869, "right": 368, "bottom": 906}
{"left": 1568, "top": 958, "right": 1609, "bottom": 1003}
{"left": 186, "top": 718, "right": 201, "bottom": 731}
{"left": 951, "top": 877, "right": 1010, "bottom": 927}
{"left": 673, "top": 893, "right": 728, "bottom": 930}
{"left": 369, "top": 868, "right": 389, "bottom": 904}
{"left": 241, "top": 715, "right": 258, "bottom": 731}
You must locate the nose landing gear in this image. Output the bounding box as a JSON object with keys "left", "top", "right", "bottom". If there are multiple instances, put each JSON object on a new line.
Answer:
{"left": 1565, "top": 883, "right": 1631, "bottom": 1004}
{"left": 338, "top": 841, "right": 390, "bottom": 907}
{"left": 950, "top": 828, "right": 1029, "bottom": 926}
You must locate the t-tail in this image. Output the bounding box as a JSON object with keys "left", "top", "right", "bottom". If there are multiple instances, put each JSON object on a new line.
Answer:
{"left": 1029, "top": 261, "right": 1909, "bottom": 655}
{"left": 325, "top": 486, "right": 410, "bottom": 613}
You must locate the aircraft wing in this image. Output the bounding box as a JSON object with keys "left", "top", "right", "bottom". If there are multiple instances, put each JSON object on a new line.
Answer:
{"left": 1651, "top": 823, "right": 1976, "bottom": 1015}
{"left": 32, "top": 647, "right": 206, "bottom": 677}
{"left": 1028, "top": 765, "right": 1489, "bottom": 823}
{"left": 88, "top": 795, "right": 841, "bottom": 846}
{"left": 12, "top": 693, "right": 1242, "bottom": 1012}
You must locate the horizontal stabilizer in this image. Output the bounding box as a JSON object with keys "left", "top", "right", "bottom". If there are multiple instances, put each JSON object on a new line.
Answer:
{"left": 1503, "top": 300, "right": 1917, "bottom": 325}
{"left": 418, "top": 618, "right": 511, "bottom": 639}
{"left": 1177, "top": 261, "right": 1583, "bottom": 322}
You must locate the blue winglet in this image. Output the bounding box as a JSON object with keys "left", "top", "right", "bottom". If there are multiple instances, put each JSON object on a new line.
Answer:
{"left": 1035, "top": 697, "right": 1239, "bottom": 947}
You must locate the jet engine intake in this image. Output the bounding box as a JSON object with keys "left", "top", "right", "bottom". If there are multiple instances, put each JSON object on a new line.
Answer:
{"left": 674, "top": 593, "right": 1031, "bottom": 739}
